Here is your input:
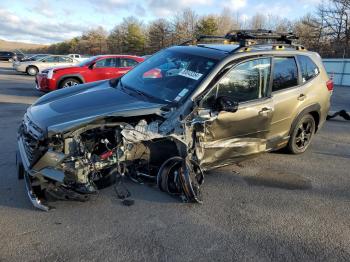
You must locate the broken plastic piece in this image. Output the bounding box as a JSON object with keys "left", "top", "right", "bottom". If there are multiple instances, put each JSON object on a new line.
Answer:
{"left": 24, "top": 173, "right": 50, "bottom": 211}
{"left": 178, "top": 159, "right": 204, "bottom": 203}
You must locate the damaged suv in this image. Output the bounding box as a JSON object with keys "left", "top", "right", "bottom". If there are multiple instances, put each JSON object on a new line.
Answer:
{"left": 16, "top": 31, "right": 332, "bottom": 210}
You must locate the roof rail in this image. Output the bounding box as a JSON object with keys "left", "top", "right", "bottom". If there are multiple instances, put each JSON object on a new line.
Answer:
{"left": 178, "top": 29, "right": 303, "bottom": 51}
{"left": 225, "top": 29, "right": 298, "bottom": 47}
{"left": 179, "top": 35, "right": 227, "bottom": 46}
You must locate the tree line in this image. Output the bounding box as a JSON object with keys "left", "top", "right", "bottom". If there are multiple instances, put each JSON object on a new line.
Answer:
{"left": 30, "top": 0, "right": 350, "bottom": 58}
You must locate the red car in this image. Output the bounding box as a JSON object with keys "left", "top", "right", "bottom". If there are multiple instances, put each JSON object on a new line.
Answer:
{"left": 35, "top": 55, "right": 144, "bottom": 92}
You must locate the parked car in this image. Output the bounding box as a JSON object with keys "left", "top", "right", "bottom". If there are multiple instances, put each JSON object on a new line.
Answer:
{"left": 14, "top": 55, "right": 79, "bottom": 76}
{"left": 12, "top": 54, "right": 50, "bottom": 68}
{"left": 67, "top": 54, "right": 88, "bottom": 62}
{"left": 0, "top": 51, "right": 24, "bottom": 62}
{"left": 16, "top": 30, "right": 332, "bottom": 210}
{"left": 35, "top": 55, "right": 144, "bottom": 92}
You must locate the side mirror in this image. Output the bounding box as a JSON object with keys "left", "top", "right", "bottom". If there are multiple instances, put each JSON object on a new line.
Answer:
{"left": 215, "top": 96, "right": 239, "bottom": 113}
{"left": 88, "top": 63, "right": 95, "bottom": 70}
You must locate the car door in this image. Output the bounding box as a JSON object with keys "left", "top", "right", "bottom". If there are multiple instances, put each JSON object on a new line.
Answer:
{"left": 39, "top": 56, "right": 59, "bottom": 71}
{"left": 89, "top": 58, "right": 118, "bottom": 81}
{"left": 194, "top": 57, "right": 274, "bottom": 169}
{"left": 268, "top": 56, "right": 302, "bottom": 147}
{"left": 115, "top": 58, "right": 139, "bottom": 77}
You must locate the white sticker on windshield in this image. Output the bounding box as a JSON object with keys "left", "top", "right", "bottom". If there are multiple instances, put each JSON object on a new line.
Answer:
{"left": 178, "top": 69, "right": 203, "bottom": 80}
{"left": 174, "top": 88, "right": 189, "bottom": 101}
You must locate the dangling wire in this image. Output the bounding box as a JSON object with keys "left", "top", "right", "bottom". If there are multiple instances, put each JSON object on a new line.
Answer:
{"left": 114, "top": 149, "right": 134, "bottom": 206}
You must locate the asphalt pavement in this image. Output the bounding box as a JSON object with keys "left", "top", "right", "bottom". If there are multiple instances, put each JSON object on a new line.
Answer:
{"left": 0, "top": 62, "right": 349, "bottom": 262}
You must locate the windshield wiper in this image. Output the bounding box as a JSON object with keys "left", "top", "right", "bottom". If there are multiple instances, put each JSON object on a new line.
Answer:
{"left": 118, "top": 79, "right": 166, "bottom": 103}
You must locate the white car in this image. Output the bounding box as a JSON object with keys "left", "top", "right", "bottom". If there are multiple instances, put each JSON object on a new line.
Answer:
{"left": 68, "top": 54, "right": 88, "bottom": 62}
{"left": 15, "top": 55, "right": 79, "bottom": 76}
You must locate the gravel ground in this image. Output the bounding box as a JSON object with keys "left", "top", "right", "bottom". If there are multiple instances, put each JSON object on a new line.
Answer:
{"left": 0, "top": 62, "right": 349, "bottom": 262}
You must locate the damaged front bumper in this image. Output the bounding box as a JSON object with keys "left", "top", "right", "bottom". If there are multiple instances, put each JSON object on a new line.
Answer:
{"left": 16, "top": 117, "right": 205, "bottom": 211}
{"left": 16, "top": 149, "right": 50, "bottom": 211}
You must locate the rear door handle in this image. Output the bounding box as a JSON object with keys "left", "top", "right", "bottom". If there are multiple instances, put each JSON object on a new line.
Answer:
{"left": 297, "top": 94, "right": 306, "bottom": 101}
{"left": 259, "top": 107, "right": 273, "bottom": 116}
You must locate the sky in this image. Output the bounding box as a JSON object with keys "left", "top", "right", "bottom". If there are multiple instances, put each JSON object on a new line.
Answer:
{"left": 0, "top": 0, "right": 322, "bottom": 44}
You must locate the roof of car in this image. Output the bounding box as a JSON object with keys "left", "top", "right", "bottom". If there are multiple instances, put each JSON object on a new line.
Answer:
{"left": 167, "top": 45, "right": 236, "bottom": 60}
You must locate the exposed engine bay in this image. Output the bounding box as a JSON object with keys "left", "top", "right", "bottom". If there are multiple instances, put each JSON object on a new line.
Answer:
{"left": 17, "top": 113, "right": 206, "bottom": 211}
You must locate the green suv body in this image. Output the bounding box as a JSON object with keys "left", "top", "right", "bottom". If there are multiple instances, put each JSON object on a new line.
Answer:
{"left": 16, "top": 31, "right": 333, "bottom": 210}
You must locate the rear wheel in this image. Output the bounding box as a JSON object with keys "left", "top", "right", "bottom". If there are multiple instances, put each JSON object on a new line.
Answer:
{"left": 26, "top": 66, "right": 38, "bottom": 76}
{"left": 60, "top": 78, "right": 80, "bottom": 89}
{"left": 287, "top": 114, "right": 315, "bottom": 154}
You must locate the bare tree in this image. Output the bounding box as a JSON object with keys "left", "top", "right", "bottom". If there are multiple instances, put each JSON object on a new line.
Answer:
{"left": 250, "top": 13, "right": 266, "bottom": 29}
{"left": 147, "top": 19, "right": 172, "bottom": 53}
{"left": 216, "top": 8, "right": 240, "bottom": 35}
{"left": 319, "top": 0, "right": 350, "bottom": 57}
{"left": 172, "top": 8, "right": 198, "bottom": 43}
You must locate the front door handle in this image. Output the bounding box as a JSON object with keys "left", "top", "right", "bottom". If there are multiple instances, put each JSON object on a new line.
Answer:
{"left": 297, "top": 94, "right": 306, "bottom": 101}
{"left": 259, "top": 107, "right": 273, "bottom": 116}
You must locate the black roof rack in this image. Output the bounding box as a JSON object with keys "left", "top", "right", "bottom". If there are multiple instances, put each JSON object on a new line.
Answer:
{"left": 225, "top": 29, "right": 298, "bottom": 46}
{"left": 178, "top": 29, "right": 302, "bottom": 52}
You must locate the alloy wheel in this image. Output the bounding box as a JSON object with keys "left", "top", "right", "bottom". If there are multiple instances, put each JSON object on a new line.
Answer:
{"left": 63, "top": 81, "right": 79, "bottom": 88}
{"left": 294, "top": 118, "right": 314, "bottom": 150}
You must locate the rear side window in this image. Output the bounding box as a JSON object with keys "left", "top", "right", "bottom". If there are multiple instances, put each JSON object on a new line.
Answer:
{"left": 42, "top": 56, "right": 58, "bottom": 62}
{"left": 118, "top": 58, "right": 138, "bottom": 67}
{"left": 297, "top": 55, "right": 319, "bottom": 83}
{"left": 272, "top": 57, "right": 298, "bottom": 92}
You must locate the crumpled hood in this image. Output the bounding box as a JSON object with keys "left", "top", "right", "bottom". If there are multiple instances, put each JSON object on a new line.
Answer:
{"left": 27, "top": 80, "right": 166, "bottom": 134}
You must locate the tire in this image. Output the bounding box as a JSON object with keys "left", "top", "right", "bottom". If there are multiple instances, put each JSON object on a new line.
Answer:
{"left": 287, "top": 114, "right": 316, "bottom": 154}
{"left": 26, "top": 66, "right": 38, "bottom": 76}
{"left": 59, "top": 78, "right": 80, "bottom": 89}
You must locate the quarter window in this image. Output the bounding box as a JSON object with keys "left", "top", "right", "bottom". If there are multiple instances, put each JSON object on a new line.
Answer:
{"left": 297, "top": 55, "right": 319, "bottom": 82}
{"left": 272, "top": 57, "right": 298, "bottom": 92}
{"left": 206, "top": 58, "right": 271, "bottom": 104}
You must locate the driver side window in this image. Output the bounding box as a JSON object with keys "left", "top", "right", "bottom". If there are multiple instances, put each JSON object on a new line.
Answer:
{"left": 95, "top": 58, "right": 117, "bottom": 68}
{"left": 204, "top": 58, "right": 271, "bottom": 107}
{"left": 42, "top": 56, "right": 57, "bottom": 63}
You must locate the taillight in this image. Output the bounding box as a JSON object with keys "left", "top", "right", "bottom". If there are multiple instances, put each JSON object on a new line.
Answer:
{"left": 326, "top": 79, "right": 334, "bottom": 91}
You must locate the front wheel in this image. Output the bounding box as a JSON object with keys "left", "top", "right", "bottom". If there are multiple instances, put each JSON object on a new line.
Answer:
{"left": 27, "top": 66, "right": 38, "bottom": 76}
{"left": 60, "top": 78, "right": 80, "bottom": 89}
{"left": 287, "top": 114, "right": 315, "bottom": 154}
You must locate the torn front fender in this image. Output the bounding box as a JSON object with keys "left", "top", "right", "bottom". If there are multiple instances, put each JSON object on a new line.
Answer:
{"left": 195, "top": 137, "right": 267, "bottom": 169}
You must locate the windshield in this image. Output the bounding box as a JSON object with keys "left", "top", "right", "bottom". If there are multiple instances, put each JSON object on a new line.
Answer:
{"left": 120, "top": 49, "right": 218, "bottom": 103}
{"left": 78, "top": 56, "right": 97, "bottom": 67}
